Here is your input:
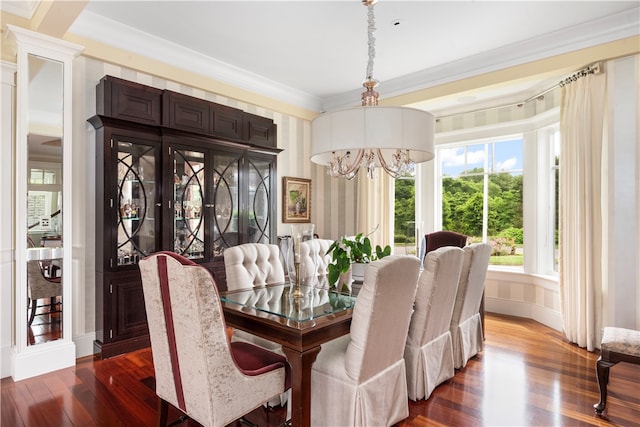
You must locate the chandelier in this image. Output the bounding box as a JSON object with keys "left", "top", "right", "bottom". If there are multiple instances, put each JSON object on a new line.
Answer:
{"left": 310, "top": 0, "right": 435, "bottom": 179}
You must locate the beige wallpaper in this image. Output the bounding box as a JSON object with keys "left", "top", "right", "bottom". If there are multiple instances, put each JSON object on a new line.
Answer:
{"left": 435, "top": 86, "right": 561, "bottom": 133}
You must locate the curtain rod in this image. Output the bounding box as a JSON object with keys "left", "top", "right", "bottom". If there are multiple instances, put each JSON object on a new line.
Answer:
{"left": 435, "top": 62, "right": 602, "bottom": 121}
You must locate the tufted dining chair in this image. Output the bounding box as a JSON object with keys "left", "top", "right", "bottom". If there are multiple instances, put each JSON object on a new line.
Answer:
{"left": 139, "top": 251, "right": 290, "bottom": 427}
{"left": 300, "top": 238, "right": 334, "bottom": 281}
{"left": 223, "top": 243, "right": 285, "bottom": 291}
{"left": 311, "top": 255, "right": 421, "bottom": 427}
{"left": 405, "top": 246, "right": 464, "bottom": 401}
{"left": 450, "top": 242, "right": 492, "bottom": 369}
{"left": 223, "top": 243, "right": 289, "bottom": 407}
{"left": 223, "top": 243, "right": 285, "bottom": 351}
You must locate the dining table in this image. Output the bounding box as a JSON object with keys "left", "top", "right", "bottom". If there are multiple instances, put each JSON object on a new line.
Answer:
{"left": 220, "top": 281, "right": 357, "bottom": 427}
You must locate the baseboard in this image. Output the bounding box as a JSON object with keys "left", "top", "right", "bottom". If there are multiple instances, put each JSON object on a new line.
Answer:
{"left": 12, "top": 341, "right": 76, "bottom": 381}
{"left": 485, "top": 296, "right": 562, "bottom": 332}
{"left": 1, "top": 344, "right": 13, "bottom": 379}
{"left": 1, "top": 333, "right": 96, "bottom": 379}
{"left": 74, "top": 332, "right": 97, "bottom": 358}
{"left": 531, "top": 304, "right": 563, "bottom": 331}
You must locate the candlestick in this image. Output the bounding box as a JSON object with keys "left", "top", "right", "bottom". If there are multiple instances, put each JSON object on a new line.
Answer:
{"left": 294, "top": 232, "right": 301, "bottom": 263}
{"left": 292, "top": 261, "right": 303, "bottom": 298}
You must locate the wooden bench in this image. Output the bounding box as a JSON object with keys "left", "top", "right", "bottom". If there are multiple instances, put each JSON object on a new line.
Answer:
{"left": 594, "top": 326, "right": 640, "bottom": 414}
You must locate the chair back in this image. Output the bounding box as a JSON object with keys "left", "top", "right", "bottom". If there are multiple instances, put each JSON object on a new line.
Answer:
{"left": 27, "top": 260, "right": 61, "bottom": 300}
{"left": 425, "top": 230, "right": 467, "bottom": 253}
{"left": 300, "top": 238, "right": 333, "bottom": 278}
{"left": 139, "top": 251, "right": 287, "bottom": 427}
{"left": 345, "top": 255, "right": 420, "bottom": 382}
{"left": 224, "top": 243, "right": 285, "bottom": 290}
{"left": 407, "top": 246, "right": 464, "bottom": 348}
{"left": 418, "top": 230, "right": 467, "bottom": 268}
{"left": 453, "top": 243, "right": 491, "bottom": 323}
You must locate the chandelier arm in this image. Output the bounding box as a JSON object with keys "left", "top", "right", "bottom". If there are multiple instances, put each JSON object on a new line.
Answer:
{"left": 341, "top": 149, "right": 366, "bottom": 176}
{"left": 375, "top": 149, "right": 402, "bottom": 179}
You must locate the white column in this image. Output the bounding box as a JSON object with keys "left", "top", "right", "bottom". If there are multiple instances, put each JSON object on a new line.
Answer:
{"left": 605, "top": 55, "right": 640, "bottom": 330}
{"left": 0, "top": 61, "right": 16, "bottom": 378}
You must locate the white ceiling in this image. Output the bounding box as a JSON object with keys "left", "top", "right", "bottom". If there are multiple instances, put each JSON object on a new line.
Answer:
{"left": 4, "top": 0, "right": 640, "bottom": 116}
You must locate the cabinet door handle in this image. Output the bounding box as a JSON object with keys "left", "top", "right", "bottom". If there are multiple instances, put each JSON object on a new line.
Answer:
{"left": 155, "top": 203, "right": 162, "bottom": 207}
{"left": 205, "top": 204, "right": 214, "bottom": 208}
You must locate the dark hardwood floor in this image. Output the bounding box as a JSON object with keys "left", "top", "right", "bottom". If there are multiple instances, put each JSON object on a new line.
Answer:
{"left": 27, "top": 297, "right": 62, "bottom": 346}
{"left": 2, "top": 313, "right": 639, "bottom": 426}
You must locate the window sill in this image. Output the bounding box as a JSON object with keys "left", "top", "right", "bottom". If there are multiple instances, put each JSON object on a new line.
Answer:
{"left": 487, "top": 267, "right": 559, "bottom": 289}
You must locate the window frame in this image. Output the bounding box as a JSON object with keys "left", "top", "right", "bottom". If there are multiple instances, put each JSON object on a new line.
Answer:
{"left": 436, "top": 135, "right": 524, "bottom": 267}
{"left": 420, "top": 109, "right": 560, "bottom": 277}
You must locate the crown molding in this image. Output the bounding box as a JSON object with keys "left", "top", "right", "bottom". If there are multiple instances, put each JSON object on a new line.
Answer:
{"left": 0, "top": 0, "right": 38, "bottom": 19}
{"left": 322, "top": 7, "right": 640, "bottom": 111}
{"left": 69, "top": 6, "right": 638, "bottom": 114}
{"left": 69, "top": 10, "right": 323, "bottom": 112}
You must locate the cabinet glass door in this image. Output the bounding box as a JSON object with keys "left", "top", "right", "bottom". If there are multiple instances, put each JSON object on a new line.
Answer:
{"left": 173, "top": 149, "right": 205, "bottom": 259}
{"left": 117, "top": 140, "right": 157, "bottom": 265}
{"left": 247, "top": 157, "right": 273, "bottom": 243}
{"left": 212, "top": 152, "right": 241, "bottom": 255}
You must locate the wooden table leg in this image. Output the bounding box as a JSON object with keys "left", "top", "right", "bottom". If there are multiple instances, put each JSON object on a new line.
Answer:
{"left": 281, "top": 345, "right": 321, "bottom": 427}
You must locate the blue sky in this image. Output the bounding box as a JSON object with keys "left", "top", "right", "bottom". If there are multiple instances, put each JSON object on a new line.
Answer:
{"left": 439, "top": 138, "right": 523, "bottom": 176}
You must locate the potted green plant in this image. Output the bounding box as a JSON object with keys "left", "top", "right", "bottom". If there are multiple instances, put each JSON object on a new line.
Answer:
{"left": 326, "top": 233, "right": 391, "bottom": 291}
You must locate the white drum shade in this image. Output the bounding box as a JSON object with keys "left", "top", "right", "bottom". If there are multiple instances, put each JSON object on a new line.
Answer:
{"left": 310, "top": 106, "right": 435, "bottom": 167}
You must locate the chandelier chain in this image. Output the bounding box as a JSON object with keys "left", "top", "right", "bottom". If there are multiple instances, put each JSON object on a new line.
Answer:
{"left": 366, "top": 3, "right": 376, "bottom": 80}
{"left": 312, "top": 0, "right": 434, "bottom": 180}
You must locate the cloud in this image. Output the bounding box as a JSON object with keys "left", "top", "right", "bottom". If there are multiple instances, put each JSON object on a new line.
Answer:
{"left": 441, "top": 147, "right": 485, "bottom": 167}
{"left": 495, "top": 157, "right": 517, "bottom": 171}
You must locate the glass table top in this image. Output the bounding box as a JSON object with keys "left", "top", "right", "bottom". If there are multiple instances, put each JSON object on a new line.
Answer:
{"left": 220, "top": 282, "right": 356, "bottom": 322}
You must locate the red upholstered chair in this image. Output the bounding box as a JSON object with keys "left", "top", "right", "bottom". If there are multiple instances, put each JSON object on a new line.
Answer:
{"left": 138, "top": 251, "right": 290, "bottom": 427}
{"left": 419, "top": 231, "right": 468, "bottom": 261}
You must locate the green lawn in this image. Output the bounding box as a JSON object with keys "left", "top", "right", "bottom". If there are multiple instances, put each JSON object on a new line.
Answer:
{"left": 490, "top": 254, "right": 523, "bottom": 266}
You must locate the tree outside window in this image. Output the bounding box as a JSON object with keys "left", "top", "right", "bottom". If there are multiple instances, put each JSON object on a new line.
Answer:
{"left": 440, "top": 138, "right": 524, "bottom": 266}
{"left": 394, "top": 178, "right": 416, "bottom": 255}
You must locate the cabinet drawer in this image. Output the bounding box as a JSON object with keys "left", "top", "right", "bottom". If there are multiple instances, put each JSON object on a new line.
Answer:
{"left": 163, "top": 91, "right": 210, "bottom": 134}
{"left": 211, "top": 104, "right": 244, "bottom": 140}
{"left": 96, "top": 75, "right": 162, "bottom": 125}
{"left": 244, "top": 113, "right": 276, "bottom": 148}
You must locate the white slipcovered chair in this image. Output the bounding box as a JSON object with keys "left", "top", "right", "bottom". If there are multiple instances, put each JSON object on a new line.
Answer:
{"left": 311, "top": 255, "right": 421, "bottom": 427}
{"left": 404, "top": 246, "right": 464, "bottom": 401}
{"left": 138, "top": 251, "right": 290, "bottom": 427}
{"left": 450, "top": 242, "right": 492, "bottom": 369}
{"left": 223, "top": 243, "right": 285, "bottom": 291}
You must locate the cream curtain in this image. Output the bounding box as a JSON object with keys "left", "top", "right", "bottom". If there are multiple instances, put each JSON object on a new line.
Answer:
{"left": 559, "top": 73, "right": 607, "bottom": 351}
{"left": 356, "top": 172, "right": 394, "bottom": 249}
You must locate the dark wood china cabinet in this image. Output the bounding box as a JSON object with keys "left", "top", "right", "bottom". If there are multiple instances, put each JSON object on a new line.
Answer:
{"left": 89, "top": 76, "right": 279, "bottom": 358}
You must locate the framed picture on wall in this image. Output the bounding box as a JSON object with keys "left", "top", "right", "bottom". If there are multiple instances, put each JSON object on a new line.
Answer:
{"left": 283, "top": 177, "right": 311, "bottom": 223}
